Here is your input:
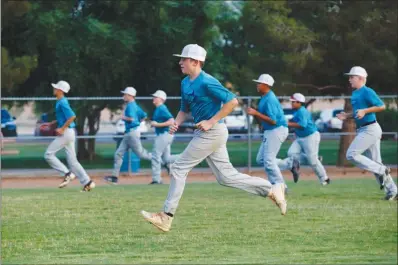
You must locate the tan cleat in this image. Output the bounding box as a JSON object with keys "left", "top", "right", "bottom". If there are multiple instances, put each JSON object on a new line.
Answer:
{"left": 81, "top": 180, "right": 95, "bottom": 192}
{"left": 59, "top": 172, "right": 76, "bottom": 188}
{"left": 268, "top": 183, "right": 287, "bottom": 215}
{"left": 141, "top": 210, "right": 173, "bottom": 232}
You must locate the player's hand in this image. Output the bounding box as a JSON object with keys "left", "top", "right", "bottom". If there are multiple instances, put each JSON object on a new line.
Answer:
{"left": 151, "top": 121, "right": 158, "bottom": 127}
{"left": 355, "top": 109, "right": 366, "bottom": 119}
{"left": 247, "top": 107, "right": 258, "bottom": 116}
{"left": 196, "top": 120, "right": 215, "bottom": 132}
{"left": 169, "top": 122, "right": 179, "bottom": 134}
{"left": 122, "top": 115, "right": 133, "bottom": 121}
{"left": 336, "top": 112, "right": 347, "bottom": 120}
{"left": 55, "top": 128, "right": 65, "bottom": 136}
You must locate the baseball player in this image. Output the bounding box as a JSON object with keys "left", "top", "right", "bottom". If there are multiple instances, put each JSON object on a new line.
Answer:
{"left": 337, "top": 66, "right": 397, "bottom": 200}
{"left": 150, "top": 90, "right": 179, "bottom": 184}
{"left": 247, "top": 74, "right": 289, "bottom": 187}
{"left": 276, "top": 93, "right": 330, "bottom": 185}
{"left": 141, "top": 44, "right": 287, "bottom": 232}
{"left": 44, "top": 80, "right": 95, "bottom": 191}
{"left": 104, "top": 87, "right": 152, "bottom": 184}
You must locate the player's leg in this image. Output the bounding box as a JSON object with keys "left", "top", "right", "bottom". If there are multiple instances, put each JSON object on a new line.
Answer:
{"left": 141, "top": 128, "right": 219, "bottom": 232}
{"left": 44, "top": 131, "right": 75, "bottom": 187}
{"left": 364, "top": 137, "right": 397, "bottom": 200}
{"left": 150, "top": 134, "right": 169, "bottom": 184}
{"left": 300, "top": 131, "right": 329, "bottom": 185}
{"left": 262, "top": 126, "right": 289, "bottom": 185}
{"left": 104, "top": 135, "right": 129, "bottom": 184}
{"left": 346, "top": 124, "right": 387, "bottom": 176}
{"left": 206, "top": 142, "right": 286, "bottom": 215}
{"left": 277, "top": 139, "right": 301, "bottom": 183}
{"left": 128, "top": 130, "right": 152, "bottom": 161}
{"left": 63, "top": 129, "right": 95, "bottom": 191}
{"left": 161, "top": 134, "right": 179, "bottom": 175}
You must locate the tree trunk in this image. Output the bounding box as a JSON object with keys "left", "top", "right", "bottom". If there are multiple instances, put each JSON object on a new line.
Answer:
{"left": 76, "top": 109, "right": 89, "bottom": 160}
{"left": 337, "top": 98, "right": 356, "bottom": 167}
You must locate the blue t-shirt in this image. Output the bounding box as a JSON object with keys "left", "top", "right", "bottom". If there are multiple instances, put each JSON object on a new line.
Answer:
{"left": 124, "top": 101, "right": 147, "bottom": 133}
{"left": 351, "top": 86, "right": 384, "bottom": 127}
{"left": 291, "top": 106, "right": 317, "bottom": 138}
{"left": 152, "top": 104, "right": 173, "bottom": 135}
{"left": 257, "top": 91, "right": 287, "bottom": 131}
{"left": 180, "top": 71, "right": 235, "bottom": 124}
{"left": 55, "top": 97, "right": 76, "bottom": 128}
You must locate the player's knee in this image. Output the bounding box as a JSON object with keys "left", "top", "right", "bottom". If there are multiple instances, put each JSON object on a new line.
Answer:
{"left": 346, "top": 150, "right": 356, "bottom": 161}
{"left": 44, "top": 151, "right": 52, "bottom": 161}
{"left": 264, "top": 159, "right": 275, "bottom": 170}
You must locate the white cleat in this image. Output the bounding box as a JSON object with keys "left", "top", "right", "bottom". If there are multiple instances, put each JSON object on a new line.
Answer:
{"left": 59, "top": 172, "right": 76, "bottom": 188}
{"left": 268, "top": 183, "right": 287, "bottom": 215}
{"left": 141, "top": 210, "right": 173, "bottom": 232}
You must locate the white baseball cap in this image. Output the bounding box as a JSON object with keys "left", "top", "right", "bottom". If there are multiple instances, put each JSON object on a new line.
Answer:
{"left": 290, "top": 93, "right": 306, "bottom": 103}
{"left": 121, "top": 87, "right": 137, "bottom": 97}
{"left": 173, "top": 44, "right": 207, "bottom": 62}
{"left": 252, "top": 74, "right": 275, "bottom": 86}
{"left": 51, "top": 80, "right": 70, "bottom": 93}
{"left": 152, "top": 90, "right": 167, "bottom": 101}
{"left": 344, "top": 66, "right": 368, "bottom": 77}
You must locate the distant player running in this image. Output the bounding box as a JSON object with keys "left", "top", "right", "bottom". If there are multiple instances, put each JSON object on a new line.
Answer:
{"left": 277, "top": 93, "right": 330, "bottom": 185}
{"left": 104, "top": 87, "right": 152, "bottom": 184}
{"left": 44, "top": 80, "right": 95, "bottom": 191}
{"left": 337, "top": 66, "right": 397, "bottom": 200}
{"left": 141, "top": 44, "right": 287, "bottom": 232}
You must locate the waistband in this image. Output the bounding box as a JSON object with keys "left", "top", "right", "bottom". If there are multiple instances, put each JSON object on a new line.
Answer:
{"left": 358, "top": 120, "right": 376, "bottom": 129}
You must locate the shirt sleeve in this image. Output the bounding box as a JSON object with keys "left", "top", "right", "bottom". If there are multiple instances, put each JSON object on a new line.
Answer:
{"left": 206, "top": 78, "right": 235, "bottom": 103}
{"left": 366, "top": 88, "right": 384, "bottom": 107}
{"left": 294, "top": 109, "right": 308, "bottom": 128}
{"left": 137, "top": 105, "right": 147, "bottom": 120}
{"left": 125, "top": 104, "right": 134, "bottom": 118}
{"left": 180, "top": 81, "right": 189, "bottom": 112}
{"left": 162, "top": 106, "right": 174, "bottom": 120}
{"left": 61, "top": 101, "right": 76, "bottom": 119}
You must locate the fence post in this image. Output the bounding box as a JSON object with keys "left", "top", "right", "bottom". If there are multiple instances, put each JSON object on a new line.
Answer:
{"left": 128, "top": 149, "right": 132, "bottom": 177}
{"left": 247, "top": 97, "right": 252, "bottom": 173}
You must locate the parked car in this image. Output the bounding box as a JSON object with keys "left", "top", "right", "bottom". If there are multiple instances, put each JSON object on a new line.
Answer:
{"left": 315, "top": 108, "right": 344, "bottom": 132}
{"left": 1, "top": 109, "right": 17, "bottom": 137}
{"left": 224, "top": 107, "right": 253, "bottom": 133}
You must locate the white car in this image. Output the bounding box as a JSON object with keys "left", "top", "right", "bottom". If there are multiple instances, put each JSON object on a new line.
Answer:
{"left": 315, "top": 109, "right": 344, "bottom": 132}
{"left": 115, "top": 119, "right": 149, "bottom": 134}
{"left": 224, "top": 107, "right": 253, "bottom": 133}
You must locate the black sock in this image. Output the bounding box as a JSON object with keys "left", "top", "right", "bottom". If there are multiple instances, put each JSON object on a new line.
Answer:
{"left": 165, "top": 212, "right": 173, "bottom": 217}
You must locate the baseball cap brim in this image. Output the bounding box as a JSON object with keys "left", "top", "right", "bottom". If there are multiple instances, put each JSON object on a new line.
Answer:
{"left": 173, "top": 54, "right": 188, "bottom": 58}
{"left": 51, "top": 83, "right": 57, "bottom": 88}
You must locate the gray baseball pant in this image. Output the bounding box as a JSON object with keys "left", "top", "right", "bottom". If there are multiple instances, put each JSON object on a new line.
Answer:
{"left": 44, "top": 128, "right": 91, "bottom": 185}
{"left": 163, "top": 123, "right": 273, "bottom": 215}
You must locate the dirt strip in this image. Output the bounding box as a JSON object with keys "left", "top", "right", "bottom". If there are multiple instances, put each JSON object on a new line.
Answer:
{"left": 1, "top": 167, "right": 396, "bottom": 189}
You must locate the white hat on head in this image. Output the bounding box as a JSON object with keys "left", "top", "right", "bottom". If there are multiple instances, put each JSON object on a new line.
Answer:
{"left": 173, "top": 44, "right": 207, "bottom": 62}
{"left": 344, "top": 66, "right": 368, "bottom": 77}
{"left": 252, "top": 74, "right": 275, "bottom": 86}
{"left": 121, "top": 87, "right": 137, "bottom": 97}
{"left": 51, "top": 80, "right": 70, "bottom": 93}
{"left": 290, "top": 93, "right": 306, "bottom": 103}
{"left": 152, "top": 90, "right": 167, "bottom": 101}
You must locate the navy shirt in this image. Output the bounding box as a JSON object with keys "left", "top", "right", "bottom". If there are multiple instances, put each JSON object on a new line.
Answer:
{"left": 257, "top": 91, "right": 287, "bottom": 131}
{"left": 351, "top": 85, "right": 384, "bottom": 128}
{"left": 124, "top": 101, "right": 147, "bottom": 133}
{"left": 152, "top": 104, "right": 173, "bottom": 135}
{"left": 55, "top": 97, "right": 76, "bottom": 128}
{"left": 180, "top": 71, "right": 235, "bottom": 124}
{"left": 291, "top": 106, "right": 317, "bottom": 138}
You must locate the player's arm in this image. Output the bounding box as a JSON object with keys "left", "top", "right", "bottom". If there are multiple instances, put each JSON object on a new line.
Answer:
{"left": 60, "top": 116, "right": 76, "bottom": 131}
{"left": 337, "top": 112, "right": 353, "bottom": 120}
{"left": 152, "top": 118, "right": 175, "bottom": 128}
{"left": 122, "top": 104, "right": 134, "bottom": 122}
{"left": 288, "top": 122, "right": 302, "bottom": 129}
{"left": 56, "top": 104, "right": 76, "bottom": 135}
{"left": 248, "top": 108, "right": 276, "bottom": 125}
{"left": 208, "top": 98, "right": 239, "bottom": 125}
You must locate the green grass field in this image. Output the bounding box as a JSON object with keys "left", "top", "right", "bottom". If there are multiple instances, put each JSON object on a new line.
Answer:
{"left": 2, "top": 139, "right": 397, "bottom": 169}
{"left": 2, "top": 179, "right": 397, "bottom": 264}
